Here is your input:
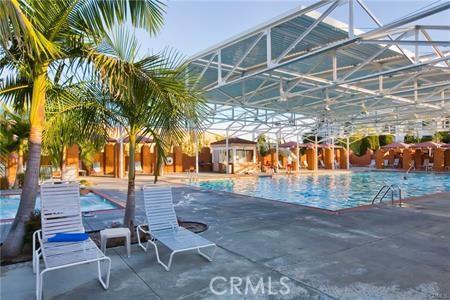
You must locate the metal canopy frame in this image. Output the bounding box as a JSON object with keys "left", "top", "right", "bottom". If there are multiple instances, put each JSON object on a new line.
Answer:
{"left": 188, "top": 0, "right": 450, "bottom": 142}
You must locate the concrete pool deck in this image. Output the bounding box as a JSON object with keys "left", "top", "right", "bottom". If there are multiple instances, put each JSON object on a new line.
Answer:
{"left": 1, "top": 175, "right": 450, "bottom": 299}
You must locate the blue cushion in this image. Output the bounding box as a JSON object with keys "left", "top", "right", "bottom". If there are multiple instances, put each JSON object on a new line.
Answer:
{"left": 48, "top": 233, "right": 89, "bottom": 242}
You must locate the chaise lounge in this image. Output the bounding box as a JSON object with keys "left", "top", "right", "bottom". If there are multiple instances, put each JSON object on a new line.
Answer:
{"left": 33, "top": 182, "right": 111, "bottom": 300}
{"left": 137, "top": 185, "right": 216, "bottom": 271}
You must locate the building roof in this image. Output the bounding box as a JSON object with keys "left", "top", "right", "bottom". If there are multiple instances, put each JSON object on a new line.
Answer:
{"left": 210, "top": 137, "right": 257, "bottom": 146}
{"left": 189, "top": 1, "right": 450, "bottom": 140}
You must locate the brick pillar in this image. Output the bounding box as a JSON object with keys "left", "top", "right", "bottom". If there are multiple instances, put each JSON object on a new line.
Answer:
{"left": 113, "top": 143, "right": 123, "bottom": 178}
{"left": 199, "top": 147, "right": 212, "bottom": 172}
{"left": 65, "top": 144, "right": 79, "bottom": 179}
{"left": 445, "top": 149, "right": 450, "bottom": 170}
{"left": 414, "top": 149, "right": 423, "bottom": 169}
{"left": 339, "top": 148, "right": 348, "bottom": 170}
{"left": 7, "top": 153, "right": 18, "bottom": 187}
{"left": 142, "top": 145, "right": 151, "bottom": 174}
{"left": 306, "top": 148, "right": 316, "bottom": 170}
{"left": 173, "top": 146, "right": 183, "bottom": 173}
{"left": 375, "top": 149, "right": 385, "bottom": 169}
{"left": 104, "top": 144, "right": 115, "bottom": 175}
{"left": 324, "top": 148, "right": 333, "bottom": 169}
{"left": 388, "top": 150, "right": 395, "bottom": 166}
{"left": 433, "top": 148, "right": 445, "bottom": 171}
{"left": 93, "top": 152, "right": 104, "bottom": 174}
{"left": 402, "top": 148, "right": 412, "bottom": 170}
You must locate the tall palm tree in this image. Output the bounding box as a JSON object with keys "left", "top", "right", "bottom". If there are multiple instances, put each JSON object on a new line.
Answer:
{"left": 83, "top": 27, "right": 206, "bottom": 230}
{"left": 0, "top": 0, "right": 164, "bottom": 258}
{"left": 0, "top": 107, "right": 30, "bottom": 187}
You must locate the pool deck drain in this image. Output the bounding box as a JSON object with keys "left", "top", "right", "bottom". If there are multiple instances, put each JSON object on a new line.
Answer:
{"left": 1, "top": 176, "right": 449, "bottom": 299}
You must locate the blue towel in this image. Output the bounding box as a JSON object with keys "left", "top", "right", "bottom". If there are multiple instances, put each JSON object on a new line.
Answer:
{"left": 48, "top": 233, "right": 89, "bottom": 242}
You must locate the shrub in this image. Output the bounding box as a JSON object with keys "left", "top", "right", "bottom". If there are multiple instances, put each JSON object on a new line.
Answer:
{"left": 379, "top": 135, "right": 394, "bottom": 146}
{"left": 23, "top": 210, "right": 41, "bottom": 252}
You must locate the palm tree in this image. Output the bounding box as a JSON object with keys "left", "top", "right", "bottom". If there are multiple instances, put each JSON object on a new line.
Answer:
{"left": 43, "top": 80, "right": 109, "bottom": 179}
{"left": 0, "top": 0, "right": 164, "bottom": 258}
{"left": 82, "top": 27, "right": 206, "bottom": 230}
{"left": 0, "top": 107, "right": 30, "bottom": 187}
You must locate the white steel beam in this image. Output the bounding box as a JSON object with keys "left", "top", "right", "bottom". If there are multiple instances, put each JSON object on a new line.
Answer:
{"left": 274, "top": 0, "right": 342, "bottom": 64}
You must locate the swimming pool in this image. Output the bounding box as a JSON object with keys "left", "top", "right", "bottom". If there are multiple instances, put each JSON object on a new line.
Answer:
{"left": 0, "top": 192, "right": 119, "bottom": 220}
{"left": 191, "top": 172, "right": 450, "bottom": 211}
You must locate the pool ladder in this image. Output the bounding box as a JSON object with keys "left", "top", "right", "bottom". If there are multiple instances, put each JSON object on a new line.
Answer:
{"left": 372, "top": 184, "right": 402, "bottom": 206}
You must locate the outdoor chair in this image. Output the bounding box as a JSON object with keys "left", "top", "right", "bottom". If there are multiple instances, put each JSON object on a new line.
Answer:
{"left": 137, "top": 186, "right": 216, "bottom": 271}
{"left": 319, "top": 159, "right": 325, "bottom": 168}
{"left": 302, "top": 160, "right": 309, "bottom": 169}
{"left": 33, "top": 182, "right": 111, "bottom": 300}
{"left": 383, "top": 159, "right": 389, "bottom": 168}
{"left": 135, "top": 161, "right": 143, "bottom": 173}
{"left": 368, "top": 159, "right": 376, "bottom": 168}
{"left": 334, "top": 160, "right": 340, "bottom": 169}
{"left": 393, "top": 158, "right": 400, "bottom": 168}
{"left": 423, "top": 158, "right": 433, "bottom": 171}
{"left": 92, "top": 162, "right": 102, "bottom": 174}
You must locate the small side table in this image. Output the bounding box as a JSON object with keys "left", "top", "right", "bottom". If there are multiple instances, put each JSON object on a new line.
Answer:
{"left": 100, "top": 228, "right": 131, "bottom": 257}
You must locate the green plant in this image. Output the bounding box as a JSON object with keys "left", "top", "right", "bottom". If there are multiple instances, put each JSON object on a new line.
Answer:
{"left": 79, "top": 179, "right": 91, "bottom": 186}
{"left": 0, "top": 0, "right": 165, "bottom": 258}
{"left": 16, "top": 173, "right": 25, "bottom": 188}
{"left": 379, "top": 135, "right": 394, "bottom": 147}
{"left": 23, "top": 210, "right": 41, "bottom": 251}
{"left": 404, "top": 134, "right": 419, "bottom": 144}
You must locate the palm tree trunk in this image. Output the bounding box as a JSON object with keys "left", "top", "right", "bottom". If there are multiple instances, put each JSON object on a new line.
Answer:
{"left": 2, "top": 64, "right": 47, "bottom": 258}
{"left": 123, "top": 131, "right": 136, "bottom": 232}
{"left": 13, "top": 141, "right": 25, "bottom": 188}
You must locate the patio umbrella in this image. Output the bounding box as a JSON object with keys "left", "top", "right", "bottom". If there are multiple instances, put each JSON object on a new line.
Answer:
{"left": 410, "top": 141, "right": 442, "bottom": 149}
{"left": 279, "top": 141, "right": 298, "bottom": 150}
{"left": 382, "top": 142, "right": 410, "bottom": 149}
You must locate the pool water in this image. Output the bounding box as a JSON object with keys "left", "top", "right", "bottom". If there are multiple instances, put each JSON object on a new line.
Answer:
{"left": 191, "top": 172, "right": 450, "bottom": 211}
{"left": 0, "top": 192, "right": 118, "bottom": 220}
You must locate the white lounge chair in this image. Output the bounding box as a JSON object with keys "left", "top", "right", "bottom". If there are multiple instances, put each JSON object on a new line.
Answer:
{"left": 319, "top": 159, "right": 325, "bottom": 168}
{"left": 302, "top": 160, "right": 309, "bottom": 169}
{"left": 393, "top": 158, "right": 400, "bottom": 168}
{"left": 137, "top": 186, "right": 216, "bottom": 271}
{"left": 423, "top": 158, "right": 433, "bottom": 171}
{"left": 368, "top": 159, "right": 376, "bottom": 168}
{"left": 334, "top": 160, "right": 340, "bottom": 169}
{"left": 135, "top": 161, "right": 143, "bottom": 173}
{"left": 33, "top": 182, "right": 111, "bottom": 300}
{"left": 383, "top": 159, "right": 389, "bottom": 168}
{"left": 92, "top": 162, "right": 102, "bottom": 174}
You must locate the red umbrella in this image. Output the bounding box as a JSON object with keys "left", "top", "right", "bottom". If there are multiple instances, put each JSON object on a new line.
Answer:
{"left": 411, "top": 141, "right": 442, "bottom": 149}
{"left": 382, "top": 142, "right": 410, "bottom": 149}
{"left": 441, "top": 143, "right": 450, "bottom": 148}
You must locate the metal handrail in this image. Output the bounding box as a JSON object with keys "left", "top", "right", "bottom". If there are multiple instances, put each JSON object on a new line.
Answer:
{"left": 372, "top": 184, "right": 402, "bottom": 205}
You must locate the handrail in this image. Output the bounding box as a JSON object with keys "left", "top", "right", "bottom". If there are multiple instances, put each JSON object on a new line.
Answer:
{"left": 372, "top": 184, "right": 402, "bottom": 205}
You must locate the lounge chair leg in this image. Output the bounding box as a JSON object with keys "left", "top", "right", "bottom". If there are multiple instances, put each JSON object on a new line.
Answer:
{"left": 136, "top": 226, "right": 149, "bottom": 252}
{"left": 97, "top": 257, "right": 111, "bottom": 289}
{"left": 150, "top": 240, "right": 174, "bottom": 271}
{"left": 198, "top": 245, "right": 217, "bottom": 262}
{"left": 35, "top": 260, "right": 40, "bottom": 300}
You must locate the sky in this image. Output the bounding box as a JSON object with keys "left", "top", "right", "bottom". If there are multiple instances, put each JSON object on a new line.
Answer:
{"left": 135, "top": 0, "right": 450, "bottom": 59}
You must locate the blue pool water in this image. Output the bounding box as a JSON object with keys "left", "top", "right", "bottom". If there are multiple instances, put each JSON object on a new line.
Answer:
{"left": 0, "top": 192, "right": 118, "bottom": 220}
{"left": 191, "top": 172, "right": 450, "bottom": 210}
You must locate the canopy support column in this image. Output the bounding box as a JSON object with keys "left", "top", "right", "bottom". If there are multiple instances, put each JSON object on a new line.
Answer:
{"left": 331, "top": 137, "right": 335, "bottom": 170}
{"left": 119, "top": 140, "right": 124, "bottom": 179}
{"left": 315, "top": 135, "right": 318, "bottom": 171}
{"left": 225, "top": 130, "right": 229, "bottom": 174}
{"left": 194, "top": 130, "right": 199, "bottom": 174}
{"left": 275, "top": 131, "right": 280, "bottom": 171}
{"left": 346, "top": 136, "right": 350, "bottom": 170}
{"left": 296, "top": 134, "right": 300, "bottom": 172}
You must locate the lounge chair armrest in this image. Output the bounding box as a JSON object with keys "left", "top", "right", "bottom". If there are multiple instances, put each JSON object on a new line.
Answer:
{"left": 137, "top": 224, "right": 149, "bottom": 235}
{"left": 33, "top": 229, "right": 43, "bottom": 249}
